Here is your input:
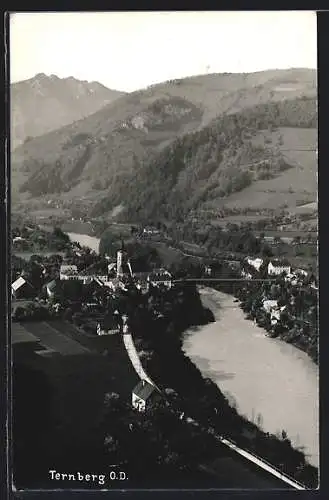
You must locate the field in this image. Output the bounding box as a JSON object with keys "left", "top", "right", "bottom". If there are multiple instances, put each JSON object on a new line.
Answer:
{"left": 205, "top": 127, "right": 317, "bottom": 213}
{"left": 13, "top": 320, "right": 139, "bottom": 487}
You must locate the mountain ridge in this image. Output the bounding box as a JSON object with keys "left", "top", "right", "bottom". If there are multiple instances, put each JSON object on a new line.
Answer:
{"left": 11, "top": 73, "right": 125, "bottom": 149}
{"left": 11, "top": 68, "right": 317, "bottom": 220}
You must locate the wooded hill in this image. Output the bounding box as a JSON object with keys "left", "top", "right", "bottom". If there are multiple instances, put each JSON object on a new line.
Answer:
{"left": 11, "top": 69, "right": 317, "bottom": 220}
{"left": 91, "top": 96, "right": 317, "bottom": 221}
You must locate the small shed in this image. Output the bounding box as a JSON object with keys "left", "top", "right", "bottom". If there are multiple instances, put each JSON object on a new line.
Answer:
{"left": 132, "top": 380, "right": 159, "bottom": 412}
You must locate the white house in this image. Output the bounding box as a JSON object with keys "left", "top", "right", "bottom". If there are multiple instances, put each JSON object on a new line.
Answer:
{"left": 147, "top": 269, "right": 173, "bottom": 289}
{"left": 263, "top": 299, "right": 278, "bottom": 313}
{"left": 11, "top": 277, "right": 35, "bottom": 299}
{"left": 295, "top": 268, "right": 308, "bottom": 277}
{"left": 268, "top": 261, "right": 291, "bottom": 276}
{"left": 246, "top": 257, "right": 263, "bottom": 272}
{"left": 132, "top": 380, "right": 159, "bottom": 412}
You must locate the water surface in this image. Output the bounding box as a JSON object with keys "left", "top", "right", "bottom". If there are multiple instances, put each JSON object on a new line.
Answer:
{"left": 183, "top": 287, "right": 319, "bottom": 468}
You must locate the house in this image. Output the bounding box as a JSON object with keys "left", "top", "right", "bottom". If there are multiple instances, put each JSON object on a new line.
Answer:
{"left": 142, "top": 226, "right": 160, "bottom": 236}
{"left": 295, "top": 268, "right": 308, "bottom": 277}
{"left": 45, "top": 279, "right": 57, "bottom": 299}
{"left": 107, "top": 263, "right": 116, "bottom": 276}
{"left": 270, "top": 305, "right": 286, "bottom": 326}
{"left": 132, "top": 379, "right": 159, "bottom": 412}
{"left": 226, "top": 260, "right": 241, "bottom": 271}
{"left": 12, "top": 236, "right": 27, "bottom": 243}
{"left": 263, "top": 299, "right": 278, "bottom": 313}
{"left": 11, "top": 277, "right": 35, "bottom": 300}
{"left": 122, "top": 314, "right": 130, "bottom": 334}
{"left": 96, "top": 313, "right": 121, "bottom": 336}
{"left": 267, "top": 260, "right": 291, "bottom": 276}
{"left": 60, "top": 264, "right": 78, "bottom": 280}
{"left": 135, "top": 280, "right": 149, "bottom": 294}
{"left": 284, "top": 273, "right": 300, "bottom": 286}
{"left": 147, "top": 269, "right": 172, "bottom": 289}
{"left": 246, "top": 257, "right": 263, "bottom": 272}
{"left": 205, "top": 265, "right": 212, "bottom": 276}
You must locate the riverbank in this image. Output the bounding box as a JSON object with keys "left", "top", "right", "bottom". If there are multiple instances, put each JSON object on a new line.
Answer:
{"left": 66, "top": 232, "right": 100, "bottom": 254}
{"left": 132, "top": 285, "right": 318, "bottom": 488}
{"left": 184, "top": 287, "right": 319, "bottom": 469}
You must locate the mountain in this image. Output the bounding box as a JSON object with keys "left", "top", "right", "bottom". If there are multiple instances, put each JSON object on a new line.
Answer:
{"left": 11, "top": 73, "right": 125, "bottom": 149}
{"left": 12, "top": 69, "right": 317, "bottom": 218}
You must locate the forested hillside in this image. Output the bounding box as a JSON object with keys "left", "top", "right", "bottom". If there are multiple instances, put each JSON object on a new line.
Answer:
{"left": 12, "top": 68, "right": 316, "bottom": 212}
{"left": 91, "top": 96, "right": 317, "bottom": 221}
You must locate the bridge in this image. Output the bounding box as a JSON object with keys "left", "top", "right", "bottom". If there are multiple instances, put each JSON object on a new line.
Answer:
{"left": 173, "top": 278, "right": 276, "bottom": 283}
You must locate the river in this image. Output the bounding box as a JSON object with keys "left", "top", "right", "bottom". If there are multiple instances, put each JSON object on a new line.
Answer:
{"left": 183, "top": 287, "right": 319, "bottom": 468}
{"left": 66, "top": 232, "right": 319, "bottom": 468}
{"left": 67, "top": 232, "right": 101, "bottom": 254}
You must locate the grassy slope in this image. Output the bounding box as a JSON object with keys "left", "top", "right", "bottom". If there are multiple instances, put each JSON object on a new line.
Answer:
{"left": 205, "top": 127, "right": 317, "bottom": 211}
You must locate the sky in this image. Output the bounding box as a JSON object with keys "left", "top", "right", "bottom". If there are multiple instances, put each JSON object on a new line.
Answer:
{"left": 10, "top": 11, "right": 317, "bottom": 92}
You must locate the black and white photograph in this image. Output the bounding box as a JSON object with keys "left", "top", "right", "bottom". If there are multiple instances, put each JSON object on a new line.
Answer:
{"left": 9, "top": 11, "right": 318, "bottom": 491}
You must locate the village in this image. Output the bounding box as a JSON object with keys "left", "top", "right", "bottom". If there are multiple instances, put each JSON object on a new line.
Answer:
{"left": 12, "top": 223, "right": 318, "bottom": 367}
{"left": 11, "top": 224, "right": 319, "bottom": 489}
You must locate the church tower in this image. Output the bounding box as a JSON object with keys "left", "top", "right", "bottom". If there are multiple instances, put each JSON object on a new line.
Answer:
{"left": 116, "top": 240, "right": 133, "bottom": 279}
{"left": 117, "top": 240, "right": 128, "bottom": 278}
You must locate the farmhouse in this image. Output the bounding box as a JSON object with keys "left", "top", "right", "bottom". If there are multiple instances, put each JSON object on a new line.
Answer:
{"left": 267, "top": 260, "right": 291, "bottom": 276}
{"left": 11, "top": 277, "right": 35, "bottom": 300}
{"left": 132, "top": 379, "right": 159, "bottom": 412}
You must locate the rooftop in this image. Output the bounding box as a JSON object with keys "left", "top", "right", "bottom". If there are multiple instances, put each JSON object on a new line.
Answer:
{"left": 12, "top": 276, "right": 31, "bottom": 291}
{"left": 132, "top": 379, "right": 156, "bottom": 400}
